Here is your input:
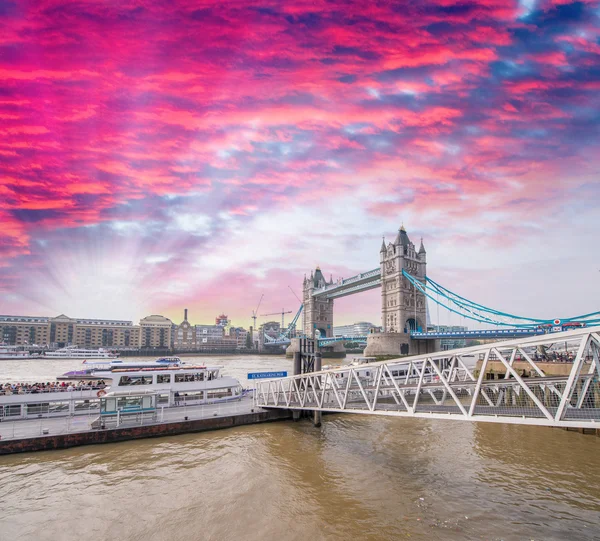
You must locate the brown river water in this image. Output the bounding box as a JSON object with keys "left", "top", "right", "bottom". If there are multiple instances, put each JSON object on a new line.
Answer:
{"left": 1, "top": 355, "right": 600, "bottom": 541}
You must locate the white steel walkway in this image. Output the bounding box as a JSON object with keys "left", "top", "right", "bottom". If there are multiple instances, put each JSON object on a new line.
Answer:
{"left": 255, "top": 326, "right": 600, "bottom": 429}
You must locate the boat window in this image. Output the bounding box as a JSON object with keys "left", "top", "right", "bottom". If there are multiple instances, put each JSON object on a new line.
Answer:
{"left": 157, "top": 374, "right": 171, "bottom": 384}
{"left": 175, "top": 373, "right": 196, "bottom": 383}
{"left": 27, "top": 403, "right": 50, "bottom": 415}
{"left": 0, "top": 404, "right": 22, "bottom": 417}
{"left": 119, "top": 375, "right": 153, "bottom": 386}
{"left": 104, "top": 398, "right": 117, "bottom": 412}
{"left": 74, "top": 400, "right": 99, "bottom": 411}
{"left": 207, "top": 389, "right": 230, "bottom": 399}
{"left": 117, "top": 396, "right": 142, "bottom": 409}
{"left": 48, "top": 402, "right": 70, "bottom": 414}
{"left": 178, "top": 391, "right": 204, "bottom": 403}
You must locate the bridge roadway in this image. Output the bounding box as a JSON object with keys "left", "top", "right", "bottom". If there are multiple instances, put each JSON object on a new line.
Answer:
{"left": 410, "top": 328, "right": 543, "bottom": 340}
{"left": 254, "top": 326, "right": 600, "bottom": 429}
{"left": 312, "top": 267, "right": 381, "bottom": 299}
{"left": 267, "top": 326, "right": 544, "bottom": 347}
{"left": 312, "top": 327, "right": 541, "bottom": 347}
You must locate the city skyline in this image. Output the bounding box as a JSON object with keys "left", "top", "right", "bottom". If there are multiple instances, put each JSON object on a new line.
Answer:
{"left": 1, "top": 1, "right": 599, "bottom": 327}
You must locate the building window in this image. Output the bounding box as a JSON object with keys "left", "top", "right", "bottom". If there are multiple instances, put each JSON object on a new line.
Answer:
{"left": 2, "top": 326, "right": 17, "bottom": 345}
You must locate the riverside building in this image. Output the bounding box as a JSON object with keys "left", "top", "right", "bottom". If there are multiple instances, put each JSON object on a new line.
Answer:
{"left": 0, "top": 314, "right": 138, "bottom": 349}
{"left": 1, "top": 310, "right": 249, "bottom": 351}
{"left": 139, "top": 315, "right": 173, "bottom": 348}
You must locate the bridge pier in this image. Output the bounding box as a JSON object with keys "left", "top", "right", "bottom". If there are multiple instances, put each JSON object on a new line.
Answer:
{"left": 293, "top": 351, "right": 301, "bottom": 376}
{"left": 292, "top": 351, "right": 302, "bottom": 421}
{"left": 313, "top": 353, "right": 322, "bottom": 427}
{"left": 287, "top": 337, "right": 346, "bottom": 358}
{"left": 364, "top": 332, "right": 440, "bottom": 357}
{"left": 290, "top": 340, "right": 323, "bottom": 426}
{"left": 411, "top": 338, "right": 441, "bottom": 355}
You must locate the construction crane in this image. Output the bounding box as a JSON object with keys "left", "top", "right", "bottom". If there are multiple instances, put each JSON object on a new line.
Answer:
{"left": 261, "top": 309, "right": 293, "bottom": 329}
{"left": 251, "top": 294, "right": 264, "bottom": 329}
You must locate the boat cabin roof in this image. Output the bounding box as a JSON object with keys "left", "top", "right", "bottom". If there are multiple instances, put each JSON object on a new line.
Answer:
{"left": 109, "top": 365, "right": 219, "bottom": 373}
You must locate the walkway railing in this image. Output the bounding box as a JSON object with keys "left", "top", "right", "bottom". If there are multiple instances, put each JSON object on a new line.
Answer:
{"left": 255, "top": 326, "right": 600, "bottom": 429}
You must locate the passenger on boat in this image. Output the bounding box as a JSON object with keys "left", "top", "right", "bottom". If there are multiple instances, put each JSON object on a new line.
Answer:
{"left": 0, "top": 380, "right": 107, "bottom": 395}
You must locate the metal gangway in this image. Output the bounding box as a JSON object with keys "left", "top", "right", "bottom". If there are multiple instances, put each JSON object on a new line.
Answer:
{"left": 255, "top": 326, "right": 600, "bottom": 429}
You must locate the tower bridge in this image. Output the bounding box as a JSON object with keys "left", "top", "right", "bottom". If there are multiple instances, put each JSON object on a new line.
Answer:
{"left": 264, "top": 225, "right": 599, "bottom": 356}
{"left": 297, "top": 226, "right": 432, "bottom": 356}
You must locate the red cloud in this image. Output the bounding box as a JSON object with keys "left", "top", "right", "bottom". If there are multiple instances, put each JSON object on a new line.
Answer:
{"left": 0, "top": 0, "right": 598, "bottom": 315}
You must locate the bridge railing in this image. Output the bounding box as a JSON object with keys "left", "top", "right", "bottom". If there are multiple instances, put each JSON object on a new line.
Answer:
{"left": 411, "top": 328, "right": 544, "bottom": 339}
{"left": 255, "top": 326, "right": 600, "bottom": 429}
{"left": 318, "top": 335, "right": 368, "bottom": 346}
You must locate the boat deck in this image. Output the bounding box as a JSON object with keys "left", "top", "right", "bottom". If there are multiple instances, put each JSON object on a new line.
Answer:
{"left": 0, "top": 396, "right": 259, "bottom": 441}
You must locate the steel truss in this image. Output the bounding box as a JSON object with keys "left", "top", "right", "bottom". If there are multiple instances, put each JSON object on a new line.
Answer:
{"left": 254, "top": 327, "right": 600, "bottom": 429}
{"left": 312, "top": 268, "right": 382, "bottom": 299}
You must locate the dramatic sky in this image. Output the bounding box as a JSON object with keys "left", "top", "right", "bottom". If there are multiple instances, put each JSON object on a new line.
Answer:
{"left": 1, "top": 0, "right": 599, "bottom": 328}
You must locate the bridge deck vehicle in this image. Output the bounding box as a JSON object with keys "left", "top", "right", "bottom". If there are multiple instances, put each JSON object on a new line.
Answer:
{"left": 254, "top": 326, "right": 600, "bottom": 429}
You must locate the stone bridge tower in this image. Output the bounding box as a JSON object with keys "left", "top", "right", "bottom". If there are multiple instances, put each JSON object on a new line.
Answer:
{"left": 366, "top": 225, "right": 433, "bottom": 356}
{"left": 380, "top": 225, "right": 427, "bottom": 334}
{"left": 302, "top": 267, "right": 334, "bottom": 339}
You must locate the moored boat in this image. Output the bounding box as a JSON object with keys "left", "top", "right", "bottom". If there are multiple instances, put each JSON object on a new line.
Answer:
{"left": 94, "top": 365, "right": 245, "bottom": 407}
{"left": 0, "top": 364, "right": 245, "bottom": 420}
{"left": 44, "top": 347, "right": 119, "bottom": 359}
{"left": 0, "top": 346, "right": 41, "bottom": 360}
{"left": 58, "top": 357, "right": 184, "bottom": 380}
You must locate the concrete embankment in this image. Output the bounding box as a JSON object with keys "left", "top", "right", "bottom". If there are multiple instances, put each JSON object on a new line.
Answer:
{"left": 0, "top": 409, "right": 291, "bottom": 455}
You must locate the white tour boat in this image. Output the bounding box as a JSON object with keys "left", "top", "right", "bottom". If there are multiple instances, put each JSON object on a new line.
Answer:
{"left": 44, "top": 347, "right": 119, "bottom": 359}
{"left": 95, "top": 365, "right": 245, "bottom": 407}
{"left": 0, "top": 365, "right": 245, "bottom": 420}
{"left": 0, "top": 346, "right": 41, "bottom": 360}
{"left": 58, "top": 357, "right": 183, "bottom": 380}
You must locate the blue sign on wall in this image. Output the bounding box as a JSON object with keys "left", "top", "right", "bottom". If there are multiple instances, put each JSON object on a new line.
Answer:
{"left": 247, "top": 371, "right": 288, "bottom": 380}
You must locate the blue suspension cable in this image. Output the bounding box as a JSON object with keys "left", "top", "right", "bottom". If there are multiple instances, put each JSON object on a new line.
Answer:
{"left": 403, "top": 270, "right": 600, "bottom": 328}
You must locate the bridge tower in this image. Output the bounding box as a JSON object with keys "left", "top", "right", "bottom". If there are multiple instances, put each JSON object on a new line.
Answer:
{"left": 380, "top": 225, "right": 427, "bottom": 334}
{"left": 366, "top": 225, "right": 433, "bottom": 356}
{"left": 302, "top": 267, "right": 334, "bottom": 339}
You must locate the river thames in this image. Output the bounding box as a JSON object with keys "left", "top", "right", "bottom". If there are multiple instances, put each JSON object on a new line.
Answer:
{"left": 1, "top": 355, "right": 599, "bottom": 541}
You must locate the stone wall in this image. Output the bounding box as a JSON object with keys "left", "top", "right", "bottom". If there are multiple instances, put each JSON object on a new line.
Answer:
{"left": 364, "top": 332, "right": 410, "bottom": 356}
{"left": 364, "top": 332, "right": 439, "bottom": 356}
